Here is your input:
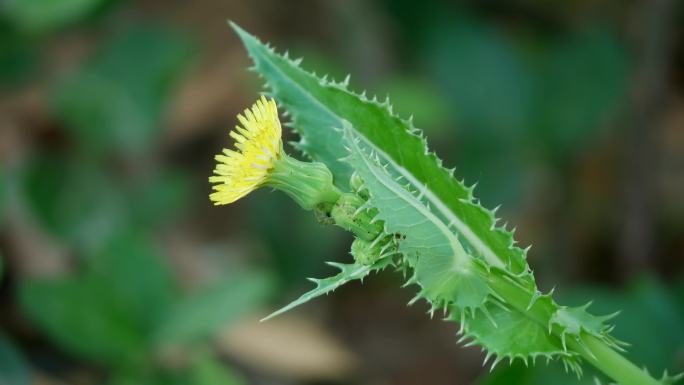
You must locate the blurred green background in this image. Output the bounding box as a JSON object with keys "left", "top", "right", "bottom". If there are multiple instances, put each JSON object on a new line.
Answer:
{"left": 0, "top": 1, "right": 682, "bottom": 384}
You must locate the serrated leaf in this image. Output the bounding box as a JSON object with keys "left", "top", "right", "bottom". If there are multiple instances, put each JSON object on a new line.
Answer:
{"left": 54, "top": 25, "right": 194, "bottom": 153}
{"left": 233, "top": 21, "right": 597, "bottom": 364}
{"left": 262, "top": 259, "right": 389, "bottom": 321}
{"left": 550, "top": 304, "right": 622, "bottom": 351}
{"left": 454, "top": 300, "right": 580, "bottom": 373}
{"left": 338, "top": 126, "right": 579, "bottom": 365}
{"left": 342, "top": 127, "right": 579, "bottom": 369}
{"left": 343, "top": 125, "right": 490, "bottom": 310}
{"left": 231, "top": 22, "right": 529, "bottom": 275}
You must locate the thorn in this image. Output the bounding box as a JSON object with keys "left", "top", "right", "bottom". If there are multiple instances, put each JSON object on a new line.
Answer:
{"left": 560, "top": 332, "right": 567, "bottom": 351}
{"left": 527, "top": 291, "right": 542, "bottom": 311}
{"left": 490, "top": 356, "right": 502, "bottom": 372}
{"left": 546, "top": 286, "right": 557, "bottom": 297}
{"left": 459, "top": 312, "right": 466, "bottom": 334}
{"left": 456, "top": 334, "right": 469, "bottom": 345}
{"left": 325, "top": 261, "right": 346, "bottom": 270}
{"left": 408, "top": 294, "right": 422, "bottom": 306}
{"left": 483, "top": 352, "right": 493, "bottom": 367}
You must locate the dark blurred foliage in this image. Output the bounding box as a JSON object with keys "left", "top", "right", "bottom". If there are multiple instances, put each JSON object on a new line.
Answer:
{"left": 0, "top": 0, "right": 682, "bottom": 384}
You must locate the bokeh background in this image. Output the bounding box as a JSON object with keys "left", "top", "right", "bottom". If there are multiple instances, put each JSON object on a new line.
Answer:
{"left": 0, "top": 0, "right": 683, "bottom": 384}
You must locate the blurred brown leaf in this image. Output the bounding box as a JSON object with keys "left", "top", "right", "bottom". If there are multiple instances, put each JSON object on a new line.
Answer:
{"left": 218, "top": 312, "right": 358, "bottom": 381}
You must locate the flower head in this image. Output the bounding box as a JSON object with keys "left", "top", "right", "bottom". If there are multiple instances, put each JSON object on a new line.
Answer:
{"left": 209, "top": 96, "right": 282, "bottom": 205}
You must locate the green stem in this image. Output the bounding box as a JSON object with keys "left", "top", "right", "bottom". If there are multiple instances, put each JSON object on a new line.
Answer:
{"left": 570, "top": 336, "right": 661, "bottom": 385}
{"left": 487, "top": 270, "right": 661, "bottom": 385}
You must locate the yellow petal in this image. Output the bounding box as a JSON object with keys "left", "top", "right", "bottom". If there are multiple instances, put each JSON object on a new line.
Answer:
{"left": 209, "top": 97, "right": 283, "bottom": 205}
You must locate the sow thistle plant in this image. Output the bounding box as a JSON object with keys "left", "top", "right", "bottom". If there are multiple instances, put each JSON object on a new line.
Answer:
{"left": 211, "top": 22, "right": 681, "bottom": 385}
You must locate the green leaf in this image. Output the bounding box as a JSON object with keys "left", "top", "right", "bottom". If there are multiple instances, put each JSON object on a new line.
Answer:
{"left": 455, "top": 300, "right": 579, "bottom": 373}
{"left": 534, "top": 28, "right": 628, "bottom": 155}
{"left": 343, "top": 126, "right": 491, "bottom": 310}
{"left": 231, "top": 18, "right": 538, "bottom": 338}
{"left": 425, "top": 18, "right": 532, "bottom": 137}
{"left": 154, "top": 270, "right": 272, "bottom": 346}
{"left": 91, "top": 231, "right": 177, "bottom": 334}
{"left": 184, "top": 354, "right": 245, "bottom": 385}
{"left": 19, "top": 275, "right": 147, "bottom": 365}
{"left": 231, "top": 21, "right": 529, "bottom": 276}
{"left": 559, "top": 278, "right": 684, "bottom": 377}
{"left": 53, "top": 25, "right": 194, "bottom": 153}
{"left": 17, "top": 232, "right": 173, "bottom": 365}
{"left": 0, "top": 333, "right": 30, "bottom": 385}
{"left": 20, "top": 155, "right": 128, "bottom": 252}
{"left": 549, "top": 304, "right": 622, "bottom": 351}
{"left": 262, "top": 259, "right": 389, "bottom": 321}
{"left": 0, "top": 25, "right": 37, "bottom": 87}
{"left": 480, "top": 278, "right": 684, "bottom": 385}
{"left": 108, "top": 368, "right": 166, "bottom": 385}
{"left": 343, "top": 125, "right": 579, "bottom": 367}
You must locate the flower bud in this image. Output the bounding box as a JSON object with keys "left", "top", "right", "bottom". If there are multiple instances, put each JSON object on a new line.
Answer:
{"left": 267, "top": 154, "right": 341, "bottom": 211}
{"left": 331, "top": 193, "right": 383, "bottom": 241}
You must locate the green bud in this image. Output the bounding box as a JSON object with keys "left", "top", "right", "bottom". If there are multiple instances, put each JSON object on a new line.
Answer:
{"left": 330, "top": 193, "right": 382, "bottom": 241}
{"left": 350, "top": 237, "right": 383, "bottom": 265}
{"left": 267, "top": 154, "right": 342, "bottom": 211}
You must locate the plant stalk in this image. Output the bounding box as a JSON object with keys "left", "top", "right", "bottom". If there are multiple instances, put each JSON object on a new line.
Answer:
{"left": 570, "top": 336, "right": 662, "bottom": 385}
{"left": 486, "top": 269, "right": 662, "bottom": 385}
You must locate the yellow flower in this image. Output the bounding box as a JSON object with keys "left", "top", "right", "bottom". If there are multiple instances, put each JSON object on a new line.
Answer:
{"left": 210, "top": 96, "right": 342, "bottom": 210}
{"left": 209, "top": 96, "right": 283, "bottom": 205}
